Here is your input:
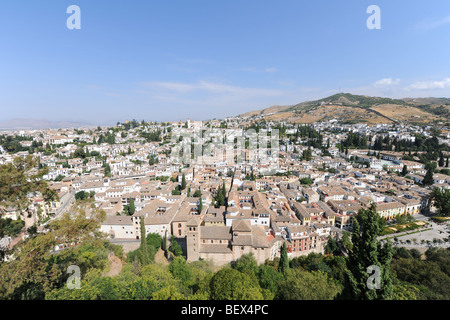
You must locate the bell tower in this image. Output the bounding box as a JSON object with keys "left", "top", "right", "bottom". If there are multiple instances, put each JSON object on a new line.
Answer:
{"left": 186, "top": 217, "right": 200, "bottom": 262}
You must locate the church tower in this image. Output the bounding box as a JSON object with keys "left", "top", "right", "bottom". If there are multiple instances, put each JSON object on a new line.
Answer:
{"left": 186, "top": 217, "right": 200, "bottom": 262}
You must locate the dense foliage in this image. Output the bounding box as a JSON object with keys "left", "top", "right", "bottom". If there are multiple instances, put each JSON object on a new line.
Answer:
{"left": 0, "top": 155, "right": 57, "bottom": 213}
{"left": 1, "top": 214, "right": 449, "bottom": 300}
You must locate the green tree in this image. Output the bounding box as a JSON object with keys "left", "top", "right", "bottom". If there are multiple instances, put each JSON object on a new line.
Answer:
{"left": 438, "top": 153, "right": 445, "bottom": 167}
{"left": 429, "top": 187, "right": 450, "bottom": 217}
{"left": 209, "top": 267, "right": 264, "bottom": 300}
{"left": 213, "top": 185, "right": 226, "bottom": 208}
{"left": 103, "top": 163, "right": 111, "bottom": 177}
{"left": 93, "top": 277, "right": 120, "bottom": 300}
{"left": 390, "top": 250, "right": 450, "bottom": 300}
{"left": 278, "top": 242, "right": 289, "bottom": 275}
{"left": 146, "top": 233, "right": 162, "bottom": 253}
{"left": 401, "top": 165, "right": 408, "bottom": 177}
{"left": 0, "top": 208, "right": 107, "bottom": 300}
{"left": 128, "top": 198, "right": 135, "bottom": 215}
{"left": 258, "top": 264, "right": 283, "bottom": 297}
{"left": 233, "top": 253, "right": 259, "bottom": 278}
{"left": 0, "top": 155, "right": 56, "bottom": 215}
{"left": 181, "top": 173, "right": 187, "bottom": 190}
{"left": 170, "top": 236, "right": 183, "bottom": 257}
{"left": 422, "top": 163, "right": 435, "bottom": 186}
{"left": 325, "top": 238, "right": 339, "bottom": 255}
{"left": 391, "top": 283, "right": 420, "bottom": 300}
{"left": 168, "top": 257, "right": 193, "bottom": 287}
{"left": 162, "top": 230, "right": 167, "bottom": 252}
{"left": 122, "top": 204, "right": 129, "bottom": 216}
{"left": 340, "top": 231, "right": 353, "bottom": 252}
{"left": 198, "top": 197, "right": 203, "bottom": 214}
{"left": 276, "top": 269, "right": 341, "bottom": 300}
{"left": 0, "top": 218, "right": 25, "bottom": 238}
{"left": 73, "top": 147, "right": 87, "bottom": 159}
{"left": 346, "top": 204, "right": 394, "bottom": 300}
{"left": 299, "top": 177, "right": 314, "bottom": 185}
{"left": 75, "top": 191, "right": 87, "bottom": 201}
{"left": 138, "top": 218, "right": 152, "bottom": 266}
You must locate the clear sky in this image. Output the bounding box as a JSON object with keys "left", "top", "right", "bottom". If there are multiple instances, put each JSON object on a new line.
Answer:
{"left": 1, "top": 0, "right": 450, "bottom": 125}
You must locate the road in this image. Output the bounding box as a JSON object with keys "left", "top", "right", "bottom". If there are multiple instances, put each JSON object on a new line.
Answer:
{"left": 378, "top": 212, "right": 450, "bottom": 249}
{"left": 43, "top": 190, "right": 75, "bottom": 227}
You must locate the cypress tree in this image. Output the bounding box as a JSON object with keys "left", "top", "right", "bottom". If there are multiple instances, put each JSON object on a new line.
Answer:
{"left": 181, "top": 173, "right": 187, "bottom": 190}
{"left": 346, "top": 204, "right": 393, "bottom": 300}
{"left": 215, "top": 188, "right": 225, "bottom": 208}
{"left": 139, "top": 218, "right": 151, "bottom": 266}
{"left": 129, "top": 198, "right": 135, "bottom": 215}
{"left": 198, "top": 197, "right": 203, "bottom": 214}
{"left": 222, "top": 182, "right": 228, "bottom": 206}
{"left": 401, "top": 165, "right": 408, "bottom": 177}
{"left": 162, "top": 230, "right": 167, "bottom": 251}
{"left": 422, "top": 165, "right": 435, "bottom": 186}
{"left": 438, "top": 153, "right": 445, "bottom": 167}
{"left": 278, "top": 242, "right": 289, "bottom": 275}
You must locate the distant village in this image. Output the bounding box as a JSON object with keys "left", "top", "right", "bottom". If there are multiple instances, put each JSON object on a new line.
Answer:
{"left": 1, "top": 117, "right": 449, "bottom": 265}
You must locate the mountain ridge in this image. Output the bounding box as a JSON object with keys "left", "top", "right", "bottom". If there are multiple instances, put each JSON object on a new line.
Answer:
{"left": 0, "top": 118, "right": 95, "bottom": 130}
{"left": 239, "top": 93, "right": 450, "bottom": 124}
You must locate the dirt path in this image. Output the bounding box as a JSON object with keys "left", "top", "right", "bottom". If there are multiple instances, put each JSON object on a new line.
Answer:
{"left": 106, "top": 253, "right": 123, "bottom": 277}
{"left": 154, "top": 248, "right": 170, "bottom": 265}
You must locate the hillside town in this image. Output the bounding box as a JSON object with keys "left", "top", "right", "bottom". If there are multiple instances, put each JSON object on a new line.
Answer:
{"left": 1, "top": 118, "right": 449, "bottom": 266}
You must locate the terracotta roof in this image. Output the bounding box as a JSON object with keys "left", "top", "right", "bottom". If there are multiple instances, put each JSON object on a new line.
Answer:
{"left": 186, "top": 217, "right": 200, "bottom": 227}
{"left": 232, "top": 219, "right": 252, "bottom": 232}
{"left": 200, "top": 226, "right": 231, "bottom": 240}
{"left": 102, "top": 216, "right": 133, "bottom": 225}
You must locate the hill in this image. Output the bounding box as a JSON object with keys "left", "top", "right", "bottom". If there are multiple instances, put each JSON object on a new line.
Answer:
{"left": 238, "top": 93, "right": 450, "bottom": 125}
{"left": 0, "top": 118, "right": 94, "bottom": 130}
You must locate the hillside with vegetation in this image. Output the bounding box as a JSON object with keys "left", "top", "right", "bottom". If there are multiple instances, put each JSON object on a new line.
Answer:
{"left": 239, "top": 93, "right": 450, "bottom": 125}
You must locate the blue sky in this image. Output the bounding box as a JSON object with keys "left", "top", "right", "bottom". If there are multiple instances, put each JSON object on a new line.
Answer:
{"left": 1, "top": 0, "right": 450, "bottom": 125}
